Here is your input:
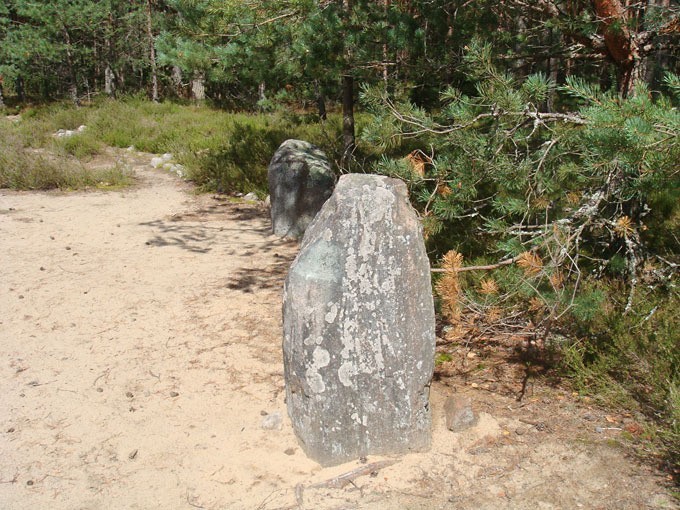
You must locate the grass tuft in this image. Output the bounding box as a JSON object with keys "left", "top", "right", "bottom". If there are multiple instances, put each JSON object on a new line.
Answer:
{"left": 0, "top": 121, "right": 133, "bottom": 191}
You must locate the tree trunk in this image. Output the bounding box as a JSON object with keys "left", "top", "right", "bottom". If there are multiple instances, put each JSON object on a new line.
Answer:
{"left": 105, "top": 13, "right": 116, "bottom": 99}
{"left": 314, "top": 80, "right": 327, "bottom": 121}
{"left": 592, "top": 0, "right": 641, "bottom": 96}
{"left": 258, "top": 81, "right": 266, "bottom": 103}
{"left": 341, "top": 74, "right": 355, "bottom": 167}
{"left": 145, "top": 0, "right": 159, "bottom": 102}
{"left": 192, "top": 72, "right": 206, "bottom": 101}
{"left": 0, "top": 82, "right": 5, "bottom": 109}
{"left": 341, "top": 0, "right": 355, "bottom": 168}
{"left": 382, "top": 0, "right": 390, "bottom": 86}
{"left": 16, "top": 76, "right": 24, "bottom": 103}
{"left": 546, "top": 28, "right": 560, "bottom": 111}
{"left": 105, "top": 65, "right": 116, "bottom": 98}
{"left": 171, "top": 65, "right": 183, "bottom": 97}
{"left": 60, "top": 24, "right": 80, "bottom": 106}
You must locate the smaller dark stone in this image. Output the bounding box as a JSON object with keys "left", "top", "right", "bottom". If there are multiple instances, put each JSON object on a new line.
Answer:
{"left": 284, "top": 447, "right": 296, "bottom": 456}
{"left": 65, "top": 246, "right": 71, "bottom": 250}
{"left": 444, "top": 396, "right": 478, "bottom": 432}
{"left": 96, "top": 387, "right": 103, "bottom": 393}
{"left": 26, "top": 480, "right": 34, "bottom": 486}
{"left": 125, "top": 391, "right": 133, "bottom": 398}
{"left": 170, "top": 391, "right": 179, "bottom": 397}
{"left": 7, "top": 427, "right": 15, "bottom": 433}
{"left": 268, "top": 139, "right": 335, "bottom": 239}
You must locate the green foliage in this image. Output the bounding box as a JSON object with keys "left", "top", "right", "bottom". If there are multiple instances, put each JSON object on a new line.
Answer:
{"left": 55, "top": 134, "right": 103, "bottom": 158}
{"left": 182, "top": 112, "right": 344, "bottom": 195}
{"left": 563, "top": 289, "right": 679, "bottom": 470}
{"left": 363, "top": 50, "right": 679, "bottom": 469}
{"left": 0, "top": 0, "right": 149, "bottom": 101}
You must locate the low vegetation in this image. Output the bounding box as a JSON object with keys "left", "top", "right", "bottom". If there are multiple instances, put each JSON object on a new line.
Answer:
{"left": 2, "top": 97, "right": 351, "bottom": 195}
{"left": 0, "top": 120, "right": 132, "bottom": 191}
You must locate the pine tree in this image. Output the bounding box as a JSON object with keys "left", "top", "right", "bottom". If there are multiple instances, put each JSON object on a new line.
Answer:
{"left": 362, "top": 41, "right": 679, "bottom": 337}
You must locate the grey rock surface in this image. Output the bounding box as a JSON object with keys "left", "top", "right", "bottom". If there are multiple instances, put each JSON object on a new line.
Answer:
{"left": 283, "top": 174, "right": 435, "bottom": 466}
{"left": 444, "top": 396, "right": 478, "bottom": 432}
{"left": 268, "top": 139, "right": 335, "bottom": 239}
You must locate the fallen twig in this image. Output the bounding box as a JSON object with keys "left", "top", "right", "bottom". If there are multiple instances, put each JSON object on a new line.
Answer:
{"left": 92, "top": 368, "right": 111, "bottom": 387}
{"left": 295, "top": 459, "right": 399, "bottom": 506}
{"left": 0, "top": 472, "right": 18, "bottom": 484}
{"left": 186, "top": 489, "right": 205, "bottom": 509}
{"left": 308, "top": 459, "right": 399, "bottom": 490}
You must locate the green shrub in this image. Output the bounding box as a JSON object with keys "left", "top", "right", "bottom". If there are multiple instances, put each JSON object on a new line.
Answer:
{"left": 54, "top": 133, "right": 103, "bottom": 158}
{"left": 362, "top": 42, "right": 679, "bottom": 473}
{"left": 563, "top": 288, "right": 679, "bottom": 471}
{"left": 179, "top": 112, "right": 344, "bottom": 195}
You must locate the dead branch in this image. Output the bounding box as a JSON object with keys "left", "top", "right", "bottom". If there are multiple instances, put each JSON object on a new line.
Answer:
{"left": 295, "top": 459, "right": 399, "bottom": 506}
{"left": 0, "top": 472, "right": 18, "bottom": 484}
{"left": 309, "top": 459, "right": 398, "bottom": 490}
{"left": 432, "top": 252, "right": 527, "bottom": 273}
{"left": 92, "top": 368, "right": 111, "bottom": 387}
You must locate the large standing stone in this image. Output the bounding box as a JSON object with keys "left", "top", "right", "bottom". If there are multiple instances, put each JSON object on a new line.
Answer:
{"left": 268, "top": 139, "right": 335, "bottom": 239}
{"left": 283, "top": 174, "right": 435, "bottom": 466}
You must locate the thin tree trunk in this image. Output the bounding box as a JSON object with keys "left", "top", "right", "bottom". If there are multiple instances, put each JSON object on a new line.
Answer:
{"left": 382, "top": 0, "right": 390, "bottom": 86}
{"left": 592, "top": 0, "right": 641, "bottom": 96}
{"left": 16, "top": 75, "right": 24, "bottom": 103}
{"left": 258, "top": 81, "right": 266, "bottom": 103}
{"left": 192, "top": 72, "right": 206, "bottom": 101}
{"left": 93, "top": 39, "right": 100, "bottom": 92}
{"left": 105, "top": 66, "right": 116, "bottom": 98}
{"left": 546, "top": 28, "right": 560, "bottom": 111}
{"left": 61, "top": 25, "right": 80, "bottom": 106}
{"left": 314, "top": 80, "right": 327, "bottom": 121}
{"left": 171, "top": 65, "right": 183, "bottom": 97}
{"left": 341, "top": 74, "right": 355, "bottom": 167}
{"left": 145, "top": 0, "right": 159, "bottom": 102}
{"left": 341, "top": 0, "right": 355, "bottom": 168}
{"left": 105, "top": 12, "right": 116, "bottom": 98}
{"left": 0, "top": 82, "right": 5, "bottom": 109}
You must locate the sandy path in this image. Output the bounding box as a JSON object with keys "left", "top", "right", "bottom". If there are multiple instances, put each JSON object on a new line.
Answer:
{"left": 1, "top": 155, "right": 676, "bottom": 509}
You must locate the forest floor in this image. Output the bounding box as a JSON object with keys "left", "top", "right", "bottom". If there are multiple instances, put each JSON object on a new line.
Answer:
{"left": 0, "top": 148, "right": 677, "bottom": 510}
